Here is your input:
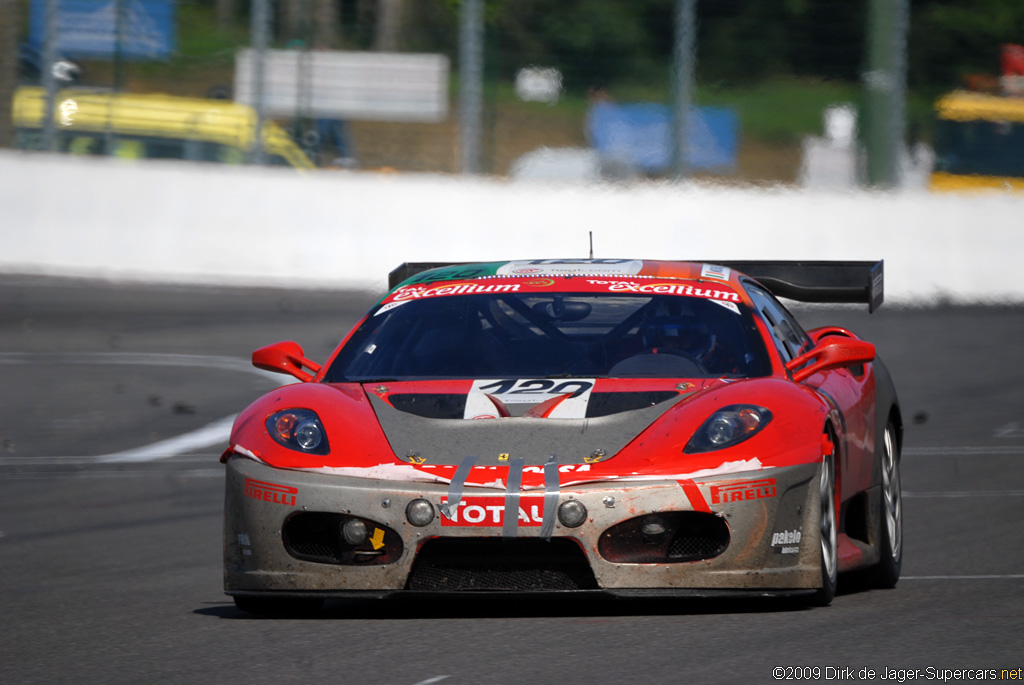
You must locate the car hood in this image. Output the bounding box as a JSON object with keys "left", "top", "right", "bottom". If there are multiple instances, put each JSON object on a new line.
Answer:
{"left": 228, "top": 376, "right": 829, "bottom": 488}
{"left": 367, "top": 383, "right": 691, "bottom": 467}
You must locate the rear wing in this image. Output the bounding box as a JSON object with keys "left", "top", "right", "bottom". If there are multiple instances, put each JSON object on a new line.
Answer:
{"left": 388, "top": 262, "right": 480, "bottom": 289}
{"left": 715, "top": 260, "right": 884, "bottom": 313}
{"left": 388, "top": 260, "right": 884, "bottom": 312}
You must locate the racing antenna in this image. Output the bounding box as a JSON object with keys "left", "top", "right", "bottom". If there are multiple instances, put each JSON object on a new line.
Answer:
{"left": 589, "top": 231, "right": 594, "bottom": 259}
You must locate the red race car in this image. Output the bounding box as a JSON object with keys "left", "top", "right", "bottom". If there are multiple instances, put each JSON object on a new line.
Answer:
{"left": 222, "top": 259, "right": 902, "bottom": 614}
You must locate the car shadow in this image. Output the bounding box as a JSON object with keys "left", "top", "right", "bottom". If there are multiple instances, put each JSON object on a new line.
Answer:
{"left": 194, "top": 591, "right": 821, "bottom": 621}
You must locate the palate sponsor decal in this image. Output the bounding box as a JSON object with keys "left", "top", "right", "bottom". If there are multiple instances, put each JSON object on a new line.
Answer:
{"left": 771, "top": 528, "right": 802, "bottom": 554}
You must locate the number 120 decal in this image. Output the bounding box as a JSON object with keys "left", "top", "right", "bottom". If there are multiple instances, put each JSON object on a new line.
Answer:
{"left": 476, "top": 379, "right": 594, "bottom": 400}
{"left": 464, "top": 378, "right": 596, "bottom": 419}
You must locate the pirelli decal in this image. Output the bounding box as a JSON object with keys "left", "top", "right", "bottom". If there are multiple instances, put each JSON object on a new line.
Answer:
{"left": 709, "top": 478, "right": 777, "bottom": 505}
{"left": 244, "top": 478, "right": 298, "bottom": 507}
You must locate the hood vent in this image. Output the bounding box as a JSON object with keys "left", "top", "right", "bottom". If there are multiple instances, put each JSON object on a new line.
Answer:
{"left": 386, "top": 390, "right": 679, "bottom": 420}
{"left": 586, "top": 391, "right": 679, "bottom": 417}
{"left": 389, "top": 393, "right": 467, "bottom": 420}
{"left": 368, "top": 391, "right": 686, "bottom": 467}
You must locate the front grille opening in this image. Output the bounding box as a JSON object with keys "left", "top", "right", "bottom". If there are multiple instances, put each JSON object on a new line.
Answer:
{"left": 388, "top": 393, "right": 467, "bottom": 419}
{"left": 282, "top": 512, "right": 403, "bottom": 566}
{"left": 598, "top": 512, "right": 730, "bottom": 563}
{"left": 585, "top": 391, "right": 679, "bottom": 417}
{"left": 406, "top": 538, "right": 598, "bottom": 592}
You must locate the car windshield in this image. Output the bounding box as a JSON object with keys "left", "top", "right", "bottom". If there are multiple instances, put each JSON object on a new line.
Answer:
{"left": 324, "top": 291, "right": 772, "bottom": 382}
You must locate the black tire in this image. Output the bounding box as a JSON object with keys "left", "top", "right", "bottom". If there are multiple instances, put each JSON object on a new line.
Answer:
{"left": 233, "top": 595, "right": 324, "bottom": 617}
{"left": 809, "top": 437, "right": 838, "bottom": 606}
{"left": 867, "top": 420, "right": 903, "bottom": 588}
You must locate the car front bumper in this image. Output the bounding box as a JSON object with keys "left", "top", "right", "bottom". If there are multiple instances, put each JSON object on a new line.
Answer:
{"left": 224, "top": 456, "right": 823, "bottom": 597}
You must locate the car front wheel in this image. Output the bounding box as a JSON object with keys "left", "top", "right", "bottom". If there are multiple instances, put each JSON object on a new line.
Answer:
{"left": 810, "top": 434, "right": 838, "bottom": 606}
{"left": 868, "top": 420, "right": 903, "bottom": 588}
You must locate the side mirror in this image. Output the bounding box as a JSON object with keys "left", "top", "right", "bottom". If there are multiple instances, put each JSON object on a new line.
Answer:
{"left": 785, "top": 337, "right": 875, "bottom": 383}
{"left": 252, "top": 341, "right": 321, "bottom": 382}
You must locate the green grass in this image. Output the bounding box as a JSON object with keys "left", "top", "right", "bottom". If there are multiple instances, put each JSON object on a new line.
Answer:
{"left": 699, "top": 79, "right": 863, "bottom": 144}
{"left": 492, "top": 77, "right": 870, "bottom": 146}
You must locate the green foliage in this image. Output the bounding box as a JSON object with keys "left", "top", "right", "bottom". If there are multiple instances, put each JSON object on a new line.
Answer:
{"left": 175, "top": 3, "right": 248, "bottom": 62}
{"left": 129, "top": 2, "right": 246, "bottom": 81}
{"left": 911, "top": 0, "right": 1024, "bottom": 91}
{"left": 487, "top": 0, "right": 672, "bottom": 90}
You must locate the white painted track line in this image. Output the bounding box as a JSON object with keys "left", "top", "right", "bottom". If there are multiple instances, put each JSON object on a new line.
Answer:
{"left": 1, "top": 351, "right": 294, "bottom": 462}
{"left": 904, "top": 490, "right": 1024, "bottom": 497}
{"left": 98, "top": 414, "right": 237, "bottom": 462}
{"left": 904, "top": 446, "right": 1024, "bottom": 456}
{"left": 0, "top": 351, "right": 283, "bottom": 381}
{"left": 902, "top": 575, "right": 1024, "bottom": 580}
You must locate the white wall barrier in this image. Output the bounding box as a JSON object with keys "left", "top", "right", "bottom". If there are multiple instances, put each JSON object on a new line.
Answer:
{"left": 2, "top": 150, "right": 1023, "bottom": 304}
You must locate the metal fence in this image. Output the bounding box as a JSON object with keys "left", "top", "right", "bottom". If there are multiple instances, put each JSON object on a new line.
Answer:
{"left": 8, "top": 0, "right": 924, "bottom": 186}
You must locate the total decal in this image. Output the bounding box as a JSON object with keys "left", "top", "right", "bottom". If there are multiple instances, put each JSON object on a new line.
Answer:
{"left": 440, "top": 496, "right": 545, "bottom": 527}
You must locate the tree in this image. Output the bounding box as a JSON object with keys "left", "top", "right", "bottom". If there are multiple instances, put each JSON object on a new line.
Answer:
{"left": 909, "top": 0, "right": 1024, "bottom": 92}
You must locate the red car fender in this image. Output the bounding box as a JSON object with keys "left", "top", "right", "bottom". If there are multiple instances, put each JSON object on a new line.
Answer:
{"left": 228, "top": 382, "right": 393, "bottom": 470}
{"left": 584, "top": 378, "right": 835, "bottom": 481}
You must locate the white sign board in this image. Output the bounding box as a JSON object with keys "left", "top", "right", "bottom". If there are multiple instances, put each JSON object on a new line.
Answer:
{"left": 234, "top": 49, "right": 449, "bottom": 122}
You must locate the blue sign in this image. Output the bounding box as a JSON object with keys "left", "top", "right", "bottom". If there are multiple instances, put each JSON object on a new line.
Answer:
{"left": 29, "top": 0, "right": 176, "bottom": 61}
{"left": 587, "top": 101, "right": 738, "bottom": 173}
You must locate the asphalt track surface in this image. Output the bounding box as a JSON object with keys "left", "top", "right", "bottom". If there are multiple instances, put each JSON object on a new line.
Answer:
{"left": 1, "top": 275, "right": 1022, "bottom": 685}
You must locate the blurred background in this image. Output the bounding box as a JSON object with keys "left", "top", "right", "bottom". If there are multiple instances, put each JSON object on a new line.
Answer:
{"left": 1, "top": 8, "right": 1024, "bottom": 680}
{"left": 2, "top": 0, "right": 1023, "bottom": 190}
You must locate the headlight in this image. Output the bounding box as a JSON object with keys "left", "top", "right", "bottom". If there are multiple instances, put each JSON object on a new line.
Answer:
{"left": 266, "top": 409, "right": 330, "bottom": 455}
{"left": 684, "top": 405, "right": 772, "bottom": 454}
